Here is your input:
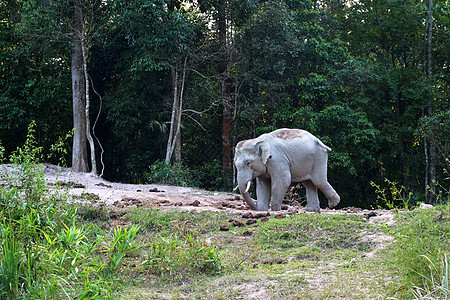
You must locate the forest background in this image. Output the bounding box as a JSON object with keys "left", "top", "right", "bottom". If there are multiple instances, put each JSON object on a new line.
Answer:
{"left": 0, "top": 0, "right": 448, "bottom": 208}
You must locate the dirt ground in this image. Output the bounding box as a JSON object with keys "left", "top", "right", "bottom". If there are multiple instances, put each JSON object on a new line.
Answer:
{"left": 33, "top": 163, "right": 395, "bottom": 226}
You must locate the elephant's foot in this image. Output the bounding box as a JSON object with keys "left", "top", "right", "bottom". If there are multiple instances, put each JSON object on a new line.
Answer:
{"left": 305, "top": 204, "right": 320, "bottom": 212}
{"left": 327, "top": 194, "right": 341, "bottom": 208}
{"left": 270, "top": 203, "right": 281, "bottom": 211}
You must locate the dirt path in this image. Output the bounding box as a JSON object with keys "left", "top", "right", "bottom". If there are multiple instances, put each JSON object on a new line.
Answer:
{"left": 37, "top": 164, "right": 395, "bottom": 225}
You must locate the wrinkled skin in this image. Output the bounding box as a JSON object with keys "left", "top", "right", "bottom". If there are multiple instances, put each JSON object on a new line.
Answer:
{"left": 234, "top": 128, "right": 340, "bottom": 211}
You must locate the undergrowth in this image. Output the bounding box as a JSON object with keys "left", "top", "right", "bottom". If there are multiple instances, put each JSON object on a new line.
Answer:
{"left": 390, "top": 204, "right": 450, "bottom": 299}
{"left": 0, "top": 123, "right": 143, "bottom": 299}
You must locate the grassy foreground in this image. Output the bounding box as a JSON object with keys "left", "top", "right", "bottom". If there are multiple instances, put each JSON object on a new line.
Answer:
{"left": 0, "top": 131, "right": 449, "bottom": 299}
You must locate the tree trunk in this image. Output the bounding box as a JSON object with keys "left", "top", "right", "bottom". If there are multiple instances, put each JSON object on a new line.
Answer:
{"left": 81, "top": 21, "right": 97, "bottom": 175}
{"left": 425, "top": 0, "right": 436, "bottom": 203}
{"left": 218, "top": 0, "right": 233, "bottom": 185}
{"left": 71, "top": 0, "right": 88, "bottom": 172}
{"left": 165, "top": 65, "right": 178, "bottom": 164}
{"left": 166, "top": 57, "right": 187, "bottom": 164}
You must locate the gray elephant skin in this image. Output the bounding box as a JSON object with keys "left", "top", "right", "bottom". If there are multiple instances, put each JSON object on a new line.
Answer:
{"left": 234, "top": 128, "right": 340, "bottom": 211}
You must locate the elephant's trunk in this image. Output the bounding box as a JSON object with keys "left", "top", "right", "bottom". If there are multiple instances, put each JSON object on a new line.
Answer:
{"left": 238, "top": 180, "right": 257, "bottom": 210}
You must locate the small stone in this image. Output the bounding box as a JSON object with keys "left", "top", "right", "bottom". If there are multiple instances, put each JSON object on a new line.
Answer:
{"left": 243, "top": 230, "right": 253, "bottom": 236}
{"left": 260, "top": 217, "right": 270, "bottom": 222}
{"left": 246, "top": 218, "right": 257, "bottom": 225}
{"left": 242, "top": 212, "right": 254, "bottom": 219}
{"left": 219, "top": 224, "right": 229, "bottom": 231}
{"left": 281, "top": 204, "right": 289, "bottom": 210}
{"left": 190, "top": 200, "right": 201, "bottom": 206}
{"left": 275, "top": 213, "right": 286, "bottom": 219}
{"left": 366, "top": 211, "right": 377, "bottom": 218}
{"left": 254, "top": 212, "right": 270, "bottom": 218}
{"left": 420, "top": 203, "right": 434, "bottom": 209}
{"left": 173, "top": 202, "right": 182, "bottom": 206}
{"left": 232, "top": 219, "right": 245, "bottom": 227}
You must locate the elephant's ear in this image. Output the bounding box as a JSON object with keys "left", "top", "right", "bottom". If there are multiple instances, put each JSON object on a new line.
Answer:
{"left": 256, "top": 141, "right": 271, "bottom": 164}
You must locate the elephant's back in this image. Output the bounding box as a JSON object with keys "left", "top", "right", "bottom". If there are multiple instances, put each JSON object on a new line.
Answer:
{"left": 268, "top": 128, "right": 308, "bottom": 140}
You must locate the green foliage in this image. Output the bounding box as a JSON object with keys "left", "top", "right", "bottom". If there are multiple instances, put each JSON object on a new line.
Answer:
{"left": 146, "top": 160, "right": 194, "bottom": 186}
{"left": 391, "top": 204, "right": 450, "bottom": 298}
{"left": 144, "top": 233, "right": 222, "bottom": 277}
{"left": 76, "top": 203, "right": 110, "bottom": 222}
{"left": 192, "top": 159, "right": 225, "bottom": 191}
{"left": 0, "top": 142, "right": 4, "bottom": 162}
{"left": 371, "top": 179, "right": 417, "bottom": 209}
{"left": 47, "top": 129, "right": 73, "bottom": 167}
{"left": 0, "top": 125, "right": 143, "bottom": 299}
{"left": 0, "top": 226, "right": 20, "bottom": 299}
{"left": 101, "top": 225, "right": 143, "bottom": 275}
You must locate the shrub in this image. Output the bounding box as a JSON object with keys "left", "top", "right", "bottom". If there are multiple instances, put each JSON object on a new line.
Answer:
{"left": 0, "top": 122, "right": 143, "bottom": 299}
{"left": 392, "top": 204, "right": 450, "bottom": 298}
{"left": 146, "top": 160, "right": 194, "bottom": 186}
{"left": 191, "top": 159, "right": 225, "bottom": 191}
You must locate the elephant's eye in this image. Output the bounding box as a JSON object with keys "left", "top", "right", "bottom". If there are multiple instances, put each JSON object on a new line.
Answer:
{"left": 246, "top": 161, "right": 251, "bottom": 167}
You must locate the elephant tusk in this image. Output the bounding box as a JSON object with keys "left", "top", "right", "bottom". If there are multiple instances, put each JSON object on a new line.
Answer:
{"left": 233, "top": 185, "right": 239, "bottom": 191}
{"left": 244, "top": 181, "right": 252, "bottom": 193}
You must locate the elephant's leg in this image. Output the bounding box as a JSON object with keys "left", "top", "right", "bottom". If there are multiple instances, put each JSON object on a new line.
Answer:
{"left": 256, "top": 178, "right": 271, "bottom": 211}
{"left": 302, "top": 180, "right": 320, "bottom": 212}
{"left": 270, "top": 177, "right": 290, "bottom": 211}
{"left": 312, "top": 180, "right": 340, "bottom": 208}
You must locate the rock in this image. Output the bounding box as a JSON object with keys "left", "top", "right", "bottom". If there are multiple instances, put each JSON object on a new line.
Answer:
{"left": 281, "top": 204, "right": 289, "bottom": 210}
{"left": 221, "top": 202, "right": 236, "bottom": 208}
{"left": 366, "top": 211, "right": 377, "bottom": 218}
{"left": 254, "top": 212, "right": 270, "bottom": 218}
{"left": 232, "top": 219, "right": 245, "bottom": 227}
{"left": 95, "top": 182, "right": 112, "bottom": 188}
{"left": 275, "top": 213, "right": 286, "bottom": 219}
{"left": 242, "top": 212, "right": 254, "bottom": 219}
{"left": 156, "top": 199, "right": 170, "bottom": 205}
{"left": 190, "top": 200, "right": 201, "bottom": 207}
{"left": 219, "top": 224, "right": 229, "bottom": 231}
{"left": 110, "top": 211, "right": 127, "bottom": 219}
{"left": 173, "top": 202, "right": 182, "bottom": 206}
{"left": 243, "top": 230, "right": 253, "bottom": 236}
{"left": 260, "top": 217, "right": 270, "bottom": 222}
{"left": 420, "top": 203, "right": 434, "bottom": 209}
{"left": 246, "top": 219, "right": 257, "bottom": 225}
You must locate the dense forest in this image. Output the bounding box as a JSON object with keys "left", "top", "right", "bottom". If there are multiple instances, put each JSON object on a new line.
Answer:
{"left": 0, "top": 0, "right": 448, "bottom": 208}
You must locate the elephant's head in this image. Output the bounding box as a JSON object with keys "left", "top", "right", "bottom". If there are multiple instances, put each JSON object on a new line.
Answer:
{"left": 234, "top": 139, "right": 271, "bottom": 210}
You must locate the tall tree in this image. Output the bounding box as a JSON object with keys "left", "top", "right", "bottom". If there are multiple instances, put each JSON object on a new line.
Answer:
{"left": 424, "top": 0, "right": 436, "bottom": 203}
{"left": 19, "top": 0, "right": 103, "bottom": 173}
{"left": 218, "top": 0, "right": 233, "bottom": 184}
{"left": 71, "top": 0, "right": 89, "bottom": 172}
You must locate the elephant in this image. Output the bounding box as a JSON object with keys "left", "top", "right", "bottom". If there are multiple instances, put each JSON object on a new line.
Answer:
{"left": 233, "top": 128, "right": 340, "bottom": 212}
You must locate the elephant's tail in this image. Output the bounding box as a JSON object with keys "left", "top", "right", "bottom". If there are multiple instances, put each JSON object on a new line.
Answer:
{"left": 316, "top": 139, "right": 332, "bottom": 152}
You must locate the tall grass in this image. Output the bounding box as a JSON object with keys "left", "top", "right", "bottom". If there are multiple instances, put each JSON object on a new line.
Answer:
{"left": 391, "top": 204, "right": 450, "bottom": 299}
{"left": 0, "top": 122, "right": 142, "bottom": 299}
